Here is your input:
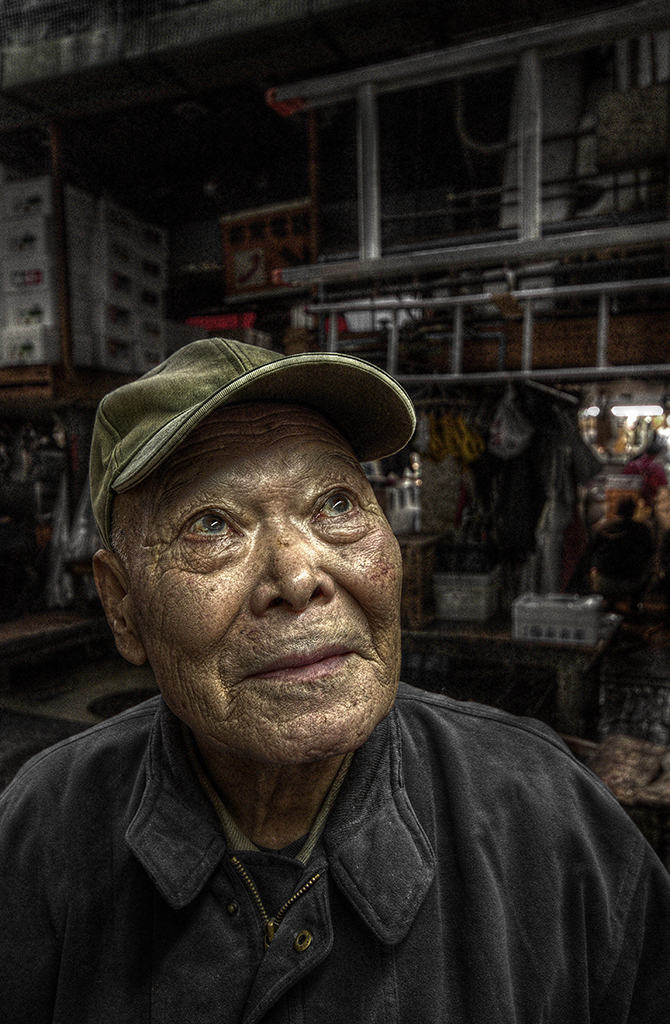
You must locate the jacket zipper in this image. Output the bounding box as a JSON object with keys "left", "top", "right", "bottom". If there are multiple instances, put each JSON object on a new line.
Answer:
{"left": 229, "top": 855, "right": 321, "bottom": 950}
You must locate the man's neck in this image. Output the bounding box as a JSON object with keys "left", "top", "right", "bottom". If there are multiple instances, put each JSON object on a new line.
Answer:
{"left": 191, "top": 729, "right": 347, "bottom": 850}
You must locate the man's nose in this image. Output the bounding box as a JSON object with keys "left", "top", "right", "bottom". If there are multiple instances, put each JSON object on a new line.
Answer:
{"left": 249, "top": 530, "right": 335, "bottom": 615}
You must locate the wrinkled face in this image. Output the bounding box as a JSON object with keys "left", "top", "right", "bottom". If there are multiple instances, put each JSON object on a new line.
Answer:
{"left": 109, "top": 404, "right": 402, "bottom": 765}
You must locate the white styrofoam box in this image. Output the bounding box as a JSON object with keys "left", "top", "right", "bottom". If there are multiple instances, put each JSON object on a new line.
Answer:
{"left": 72, "top": 331, "right": 97, "bottom": 369}
{"left": 138, "top": 253, "right": 168, "bottom": 288}
{"left": 0, "top": 324, "right": 60, "bottom": 365}
{"left": 136, "top": 217, "right": 168, "bottom": 255}
{"left": 2, "top": 176, "right": 52, "bottom": 219}
{"left": 92, "top": 223, "right": 136, "bottom": 272}
{"left": 98, "top": 196, "right": 137, "bottom": 240}
{"left": 434, "top": 565, "right": 501, "bottom": 622}
{"left": 1, "top": 177, "right": 96, "bottom": 223}
{"left": 4, "top": 262, "right": 54, "bottom": 293}
{"left": 512, "top": 593, "right": 604, "bottom": 645}
{"left": 95, "top": 299, "right": 136, "bottom": 342}
{"left": 3, "top": 289, "right": 58, "bottom": 326}
{"left": 67, "top": 229, "right": 96, "bottom": 297}
{"left": 70, "top": 296, "right": 93, "bottom": 336}
{"left": 134, "top": 322, "right": 166, "bottom": 374}
{"left": 3, "top": 291, "right": 92, "bottom": 331}
{"left": 1, "top": 214, "right": 52, "bottom": 259}
{"left": 136, "top": 281, "right": 164, "bottom": 316}
{"left": 97, "top": 333, "right": 135, "bottom": 374}
{"left": 65, "top": 185, "right": 97, "bottom": 226}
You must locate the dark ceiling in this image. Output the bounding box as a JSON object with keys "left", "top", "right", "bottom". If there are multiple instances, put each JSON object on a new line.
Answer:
{"left": 0, "top": 0, "right": 651, "bottom": 226}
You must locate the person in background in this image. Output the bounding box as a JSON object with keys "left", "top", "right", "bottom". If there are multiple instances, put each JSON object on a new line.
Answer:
{"left": 590, "top": 495, "right": 655, "bottom": 612}
{"left": 1, "top": 338, "right": 670, "bottom": 1023}
{"left": 623, "top": 430, "right": 668, "bottom": 510}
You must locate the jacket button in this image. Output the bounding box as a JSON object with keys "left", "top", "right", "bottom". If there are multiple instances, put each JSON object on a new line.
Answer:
{"left": 226, "top": 901, "right": 239, "bottom": 916}
{"left": 294, "top": 930, "right": 312, "bottom": 953}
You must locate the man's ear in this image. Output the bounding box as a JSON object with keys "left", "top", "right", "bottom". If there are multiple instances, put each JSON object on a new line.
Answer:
{"left": 92, "top": 549, "right": 148, "bottom": 666}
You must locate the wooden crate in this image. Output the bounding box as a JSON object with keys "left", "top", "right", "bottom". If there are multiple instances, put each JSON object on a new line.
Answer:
{"left": 398, "top": 534, "right": 442, "bottom": 629}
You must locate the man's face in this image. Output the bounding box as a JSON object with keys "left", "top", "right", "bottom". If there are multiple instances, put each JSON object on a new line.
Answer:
{"left": 107, "top": 403, "right": 402, "bottom": 766}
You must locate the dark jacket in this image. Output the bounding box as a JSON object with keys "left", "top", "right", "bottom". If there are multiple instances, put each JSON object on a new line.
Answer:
{"left": 2, "top": 684, "right": 669, "bottom": 1023}
{"left": 592, "top": 514, "right": 654, "bottom": 580}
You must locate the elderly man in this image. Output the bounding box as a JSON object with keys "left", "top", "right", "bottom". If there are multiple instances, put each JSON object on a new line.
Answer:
{"left": 1, "top": 338, "right": 669, "bottom": 1023}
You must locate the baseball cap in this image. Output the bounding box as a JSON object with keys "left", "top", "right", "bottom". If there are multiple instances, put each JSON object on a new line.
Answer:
{"left": 90, "top": 337, "right": 416, "bottom": 548}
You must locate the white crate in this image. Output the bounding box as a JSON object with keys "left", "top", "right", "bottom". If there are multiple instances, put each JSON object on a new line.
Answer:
{"left": 67, "top": 231, "right": 96, "bottom": 298}
{"left": 434, "top": 565, "right": 501, "bottom": 621}
{"left": 3, "top": 262, "right": 54, "bottom": 293}
{"left": 94, "top": 299, "right": 135, "bottom": 342}
{"left": 134, "top": 340, "right": 166, "bottom": 375}
{"left": 65, "top": 185, "right": 97, "bottom": 226}
{"left": 72, "top": 330, "right": 97, "bottom": 369}
{"left": 3, "top": 291, "right": 92, "bottom": 332}
{"left": 0, "top": 324, "right": 60, "bottom": 364}
{"left": 137, "top": 253, "right": 168, "bottom": 289}
{"left": 136, "top": 281, "right": 164, "bottom": 317}
{"left": 2, "top": 176, "right": 52, "bottom": 218}
{"left": 3, "top": 289, "right": 58, "bottom": 326}
{"left": 136, "top": 217, "right": 168, "bottom": 255}
{"left": 2, "top": 214, "right": 52, "bottom": 259}
{"left": 97, "top": 333, "right": 135, "bottom": 373}
{"left": 512, "top": 593, "right": 604, "bottom": 645}
{"left": 98, "top": 196, "right": 137, "bottom": 240}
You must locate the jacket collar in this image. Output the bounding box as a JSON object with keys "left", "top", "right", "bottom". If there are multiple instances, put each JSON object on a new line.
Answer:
{"left": 126, "top": 698, "right": 436, "bottom": 944}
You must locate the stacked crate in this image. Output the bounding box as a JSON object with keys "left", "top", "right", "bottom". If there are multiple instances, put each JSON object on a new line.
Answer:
{"left": 94, "top": 198, "right": 168, "bottom": 374}
{"left": 0, "top": 177, "right": 169, "bottom": 373}
{"left": 0, "top": 176, "right": 97, "bottom": 366}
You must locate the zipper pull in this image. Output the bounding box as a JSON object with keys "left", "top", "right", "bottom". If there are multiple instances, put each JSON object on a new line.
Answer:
{"left": 264, "top": 920, "right": 278, "bottom": 948}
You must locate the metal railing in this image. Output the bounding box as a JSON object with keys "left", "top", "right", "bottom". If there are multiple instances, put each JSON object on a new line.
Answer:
{"left": 307, "top": 275, "right": 670, "bottom": 383}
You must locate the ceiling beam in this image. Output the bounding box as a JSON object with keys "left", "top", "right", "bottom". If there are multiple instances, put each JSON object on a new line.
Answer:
{"left": 270, "top": 0, "right": 670, "bottom": 106}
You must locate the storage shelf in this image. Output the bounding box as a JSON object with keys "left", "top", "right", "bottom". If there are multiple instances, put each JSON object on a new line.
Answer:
{"left": 0, "top": 364, "right": 135, "bottom": 415}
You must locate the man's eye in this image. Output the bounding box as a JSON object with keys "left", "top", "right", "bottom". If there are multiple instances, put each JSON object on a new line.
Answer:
{"left": 189, "top": 512, "right": 230, "bottom": 536}
{"left": 322, "top": 493, "right": 354, "bottom": 517}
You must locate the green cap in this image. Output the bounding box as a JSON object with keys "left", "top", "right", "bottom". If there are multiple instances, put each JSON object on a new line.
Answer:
{"left": 90, "top": 337, "right": 416, "bottom": 548}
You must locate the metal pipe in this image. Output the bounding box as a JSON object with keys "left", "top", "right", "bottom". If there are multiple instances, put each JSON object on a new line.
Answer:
{"left": 277, "top": 220, "right": 670, "bottom": 285}
{"left": 396, "top": 364, "right": 670, "bottom": 386}
{"left": 306, "top": 275, "right": 670, "bottom": 315}
{"left": 48, "top": 120, "right": 73, "bottom": 377}
{"left": 517, "top": 49, "right": 542, "bottom": 242}
{"left": 387, "top": 310, "right": 399, "bottom": 375}
{"left": 451, "top": 305, "right": 464, "bottom": 374}
{"left": 521, "top": 301, "right": 534, "bottom": 371}
{"left": 356, "top": 82, "right": 382, "bottom": 260}
{"left": 327, "top": 310, "right": 339, "bottom": 352}
{"left": 307, "top": 109, "right": 321, "bottom": 265}
{"left": 596, "top": 292, "right": 610, "bottom": 368}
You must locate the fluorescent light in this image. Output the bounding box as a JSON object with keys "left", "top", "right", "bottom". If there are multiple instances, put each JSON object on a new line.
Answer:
{"left": 584, "top": 406, "right": 600, "bottom": 416}
{"left": 611, "top": 405, "right": 664, "bottom": 417}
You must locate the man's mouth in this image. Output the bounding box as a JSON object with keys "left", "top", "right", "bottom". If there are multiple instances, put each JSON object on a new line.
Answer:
{"left": 251, "top": 645, "right": 353, "bottom": 683}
